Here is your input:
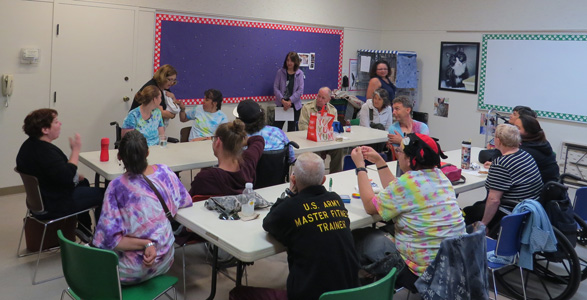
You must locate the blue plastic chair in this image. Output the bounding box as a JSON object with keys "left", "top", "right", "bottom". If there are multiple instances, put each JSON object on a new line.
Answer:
{"left": 573, "top": 187, "right": 587, "bottom": 245}
{"left": 486, "top": 210, "right": 530, "bottom": 300}
{"left": 342, "top": 152, "right": 388, "bottom": 171}
{"left": 573, "top": 187, "right": 587, "bottom": 221}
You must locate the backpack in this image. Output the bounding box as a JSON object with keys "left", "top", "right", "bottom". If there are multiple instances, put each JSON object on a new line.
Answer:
{"left": 539, "top": 181, "right": 577, "bottom": 248}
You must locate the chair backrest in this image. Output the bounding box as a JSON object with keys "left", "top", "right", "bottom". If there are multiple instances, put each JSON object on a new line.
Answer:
{"left": 414, "top": 222, "right": 489, "bottom": 299}
{"left": 192, "top": 195, "right": 213, "bottom": 202}
{"left": 495, "top": 211, "right": 531, "bottom": 257}
{"left": 255, "top": 148, "right": 289, "bottom": 189}
{"left": 412, "top": 111, "right": 429, "bottom": 124}
{"left": 319, "top": 268, "right": 397, "bottom": 300}
{"left": 14, "top": 167, "right": 45, "bottom": 213}
{"left": 254, "top": 141, "right": 299, "bottom": 189}
{"left": 110, "top": 121, "right": 122, "bottom": 149}
{"left": 573, "top": 187, "right": 587, "bottom": 220}
{"left": 180, "top": 126, "right": 191, "bottom": 143}
{"left": 58, "top": 230, "right": 122, "bottom": 300}
{"left": 342, "top": 152, "right": 388, "bottom": 171}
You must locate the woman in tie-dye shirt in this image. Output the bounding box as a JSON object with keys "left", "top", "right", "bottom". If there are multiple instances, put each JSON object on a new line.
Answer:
{"left": 351, "top": 133, "right": 465, "bottom": 286}
{"left": 93, "top": 131, "right": 192, "bottom": 284}
{"left": 178, "top": 89, "right": 228, "bottom": 141}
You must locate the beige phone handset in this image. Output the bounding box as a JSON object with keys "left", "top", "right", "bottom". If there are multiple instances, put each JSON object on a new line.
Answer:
{"left": 2, "top": 74, "right": 13, "bottom": 97}
{"left": 2, "top": 74, "right": 14, "bottom": 107}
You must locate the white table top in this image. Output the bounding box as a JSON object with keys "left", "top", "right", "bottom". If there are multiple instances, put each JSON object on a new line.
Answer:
{"left": 285, "top": 125, "right": 388, "bottom": 154}
{"left": 79, "top": 126, "right": 388, "bottom": 181}
{"left": 79, "top": 140, "right": 217, "bottom": 180}
{"left": 175, "top": 147, "right": 487, "bottom": 263}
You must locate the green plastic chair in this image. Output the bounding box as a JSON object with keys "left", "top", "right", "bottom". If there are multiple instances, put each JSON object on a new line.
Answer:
{"left": 57, "top": 230, "right": 178, "bottom": 300}
{"left": 319, "top": 268, "right": 397, "bottom": 300}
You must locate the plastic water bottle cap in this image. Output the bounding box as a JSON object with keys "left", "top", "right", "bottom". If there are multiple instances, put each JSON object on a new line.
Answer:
{"left": 245, "top": 183, "right": 253, "bottom": 189}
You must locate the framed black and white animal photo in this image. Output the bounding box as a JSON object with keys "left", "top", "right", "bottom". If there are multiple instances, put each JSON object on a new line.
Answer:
{"left": 438, "top": 42, "right": 480, "bottom": 94}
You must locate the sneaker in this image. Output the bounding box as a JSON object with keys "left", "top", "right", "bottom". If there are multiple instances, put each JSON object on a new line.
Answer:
{"left": 75, "top": 228, "right": 93, "bottom": 244}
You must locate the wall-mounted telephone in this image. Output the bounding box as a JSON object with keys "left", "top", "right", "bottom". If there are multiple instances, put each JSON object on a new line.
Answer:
{"left": 2, "top": 74, "right": 14, "bottom": 97}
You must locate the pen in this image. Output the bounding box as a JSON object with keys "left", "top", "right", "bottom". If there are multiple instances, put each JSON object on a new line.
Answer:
{"left": 329, "top": 178, "right": 333, "bottom": 192}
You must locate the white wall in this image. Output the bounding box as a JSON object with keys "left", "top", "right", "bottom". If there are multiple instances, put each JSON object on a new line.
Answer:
{"left": 0, "top": 0, "right": 54, "bottom": 190}
{"left": 0, "top": 0, "right": 383, "bottom": 190}
{"left": 381, "top": 0, "right": 587, "bottom": 153}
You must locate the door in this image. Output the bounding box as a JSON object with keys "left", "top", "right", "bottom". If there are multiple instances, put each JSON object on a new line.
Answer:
{"left": 51, "top": 1, "right": 136, "bottom": 175}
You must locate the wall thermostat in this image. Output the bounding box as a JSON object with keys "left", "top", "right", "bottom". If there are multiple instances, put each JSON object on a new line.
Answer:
{"left": 21, "top": 48, "right": 40, "bottom": 64}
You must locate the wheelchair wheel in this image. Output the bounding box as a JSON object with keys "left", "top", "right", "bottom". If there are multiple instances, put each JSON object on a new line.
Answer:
{"left": 494, "top": 227, "right": 581, "bottom": 300}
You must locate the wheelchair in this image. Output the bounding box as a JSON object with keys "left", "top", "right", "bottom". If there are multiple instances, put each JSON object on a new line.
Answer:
{"left": 490, "top": 174, "right": 586, "bottom": 300}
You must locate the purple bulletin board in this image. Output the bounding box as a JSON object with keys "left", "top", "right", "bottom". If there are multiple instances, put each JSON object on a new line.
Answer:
{"left": 155, "top": 14, "right": 344, "bottom": 105}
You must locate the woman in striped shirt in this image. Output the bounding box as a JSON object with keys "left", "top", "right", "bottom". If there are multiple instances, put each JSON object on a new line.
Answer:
{"left": 463, "top": 124, "right": 543, "bottom": 229}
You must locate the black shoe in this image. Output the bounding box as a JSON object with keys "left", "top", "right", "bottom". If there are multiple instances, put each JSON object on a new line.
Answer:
{"left": 75, "top": 228, "right": 93, "bottom": 244}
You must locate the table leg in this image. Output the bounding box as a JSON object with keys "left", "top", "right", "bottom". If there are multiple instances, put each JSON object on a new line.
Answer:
{"left": 206, "top": 245, "right": 219, "bottom": 300}
{"left": 236, "top": 261, "right": 244, "bottom": 286}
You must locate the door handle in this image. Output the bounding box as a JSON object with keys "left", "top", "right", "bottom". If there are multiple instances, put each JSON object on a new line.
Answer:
{"left": 123, "top": 96, "right": 130, "bottom": 102}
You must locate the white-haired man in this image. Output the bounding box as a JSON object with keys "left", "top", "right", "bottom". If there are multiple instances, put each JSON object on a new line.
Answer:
{"left": 298, "top": 87, "right": 343, "bottom": 173}
{"left": 261, "top": 152, "right": 359, "bottom": 300}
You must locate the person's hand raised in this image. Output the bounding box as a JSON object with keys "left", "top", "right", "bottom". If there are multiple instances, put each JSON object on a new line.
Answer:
{"left": 361, "top": 146, "right": 384, "bottom": 165}
{"left": 69, "top": 133, "right": 82, "bottom": 152}
{"left": 350, "top": 147, "right": 365, "bottom": 168}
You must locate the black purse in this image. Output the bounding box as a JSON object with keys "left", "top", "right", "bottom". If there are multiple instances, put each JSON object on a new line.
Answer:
{"left": 369, "top": 108, "right": 386, "bottom": 130}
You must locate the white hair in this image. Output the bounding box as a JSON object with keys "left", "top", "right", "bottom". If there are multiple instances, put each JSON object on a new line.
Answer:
{"left": 496, "top": 124, "right": 521, "bottom": 147}
{"left": 293, "top": 152, "right": 325, "bottom": 189}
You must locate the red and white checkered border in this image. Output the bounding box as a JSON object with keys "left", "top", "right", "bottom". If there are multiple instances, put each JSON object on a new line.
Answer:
{"left": 181, "top": 94, "right": 318, "bottom": 106}
{"left": 154, "top": 13, "right": 343, "bottom": 103}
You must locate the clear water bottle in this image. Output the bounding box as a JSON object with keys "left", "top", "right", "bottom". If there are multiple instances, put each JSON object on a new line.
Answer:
{"left": 241, "top": 182, "right": 255, "bottom": 216}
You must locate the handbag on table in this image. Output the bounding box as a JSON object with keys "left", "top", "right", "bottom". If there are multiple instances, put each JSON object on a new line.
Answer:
{"left": 306, "top": 106, "right": 335, "bottom": 142}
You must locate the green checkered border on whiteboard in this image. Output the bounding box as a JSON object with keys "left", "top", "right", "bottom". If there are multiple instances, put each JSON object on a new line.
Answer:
{"left": 478, "top": 34, "right": 587, "bottom": 123}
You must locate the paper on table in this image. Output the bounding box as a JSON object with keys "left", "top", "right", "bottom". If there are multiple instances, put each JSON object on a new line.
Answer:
{"left": 275, "top": 108, "right": 294, "bottom": 121}
{"left": 360, "top": 56, "right": 371, "bottom": 72}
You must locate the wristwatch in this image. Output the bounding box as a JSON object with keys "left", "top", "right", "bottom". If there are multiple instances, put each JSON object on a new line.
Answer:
{"left": 144, "top": 242, "right": 155, "bottom": 249}
{"left": 355, "top": 167, "right": 367, "bottom": 175}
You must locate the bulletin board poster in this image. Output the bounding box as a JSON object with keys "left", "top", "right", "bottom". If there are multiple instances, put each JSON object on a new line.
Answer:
{"left": 155, "top": 14, "right": 344, "bottom": 105}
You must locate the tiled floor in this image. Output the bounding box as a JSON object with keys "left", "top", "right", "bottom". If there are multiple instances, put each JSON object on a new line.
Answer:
{"left": 1, "top": 172, "right": 586, "bottom": 299}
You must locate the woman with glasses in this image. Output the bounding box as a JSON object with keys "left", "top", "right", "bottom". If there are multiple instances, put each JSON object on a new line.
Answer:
{"left": 93, "top": 131, "right": 192, "bottom": 285}
{"left": 273, "top": 51, "right": 305, "bottom": 132}
{"left": 130, "top": 64, "right": 181, "bottom": 127}
{"left": 121, "top": 86, "right": 165, "bottom": 146}
{"left": 366, "top": 60, "right": 396, "bottom": 101}
{"left": 189, "top": 119, "right": 265, "bottom": 196}
{"left": 350, "top": 133, "right": 465, "bottom": 288}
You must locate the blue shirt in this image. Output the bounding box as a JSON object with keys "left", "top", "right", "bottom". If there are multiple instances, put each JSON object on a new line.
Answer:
{"left": 388, "top": 120, "right": 429, "bottom": 146}
{"left": 249, "top": 126, "right": 295, "bottom": 163}
{"left": 122, "top": 107, "right": 164, "bottom": 146}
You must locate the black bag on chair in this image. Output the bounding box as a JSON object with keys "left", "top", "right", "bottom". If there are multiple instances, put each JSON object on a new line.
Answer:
{"left": 539, "top": 181, "right": 577, "bottom": 248}
{"left": 368, "top": 108, "right": 388, "bottom": 153}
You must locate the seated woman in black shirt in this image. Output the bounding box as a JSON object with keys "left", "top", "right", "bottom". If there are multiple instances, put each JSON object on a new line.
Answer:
{"left": 16, "top": 109, "right": 104, "bottom": 241}
{"left": 512, "top": 114, "right": 560, "bottom": 183}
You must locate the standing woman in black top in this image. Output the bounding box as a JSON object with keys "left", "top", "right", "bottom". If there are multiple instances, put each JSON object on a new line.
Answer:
{"left": 273, "top": 52, "right": 305, "bottom": 131}
{"left": 16, "top": 109, "right": 104, "bottom": 241}
{"left": 130, "top": 64, "right": 180, "bottom": 127}
{"left": 366, "top": 60, "right": 396, "bottom": 102}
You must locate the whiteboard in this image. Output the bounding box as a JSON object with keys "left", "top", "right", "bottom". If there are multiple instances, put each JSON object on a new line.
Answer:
{"left": 478, "top": 34, "right": 587, "bottom": 123}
